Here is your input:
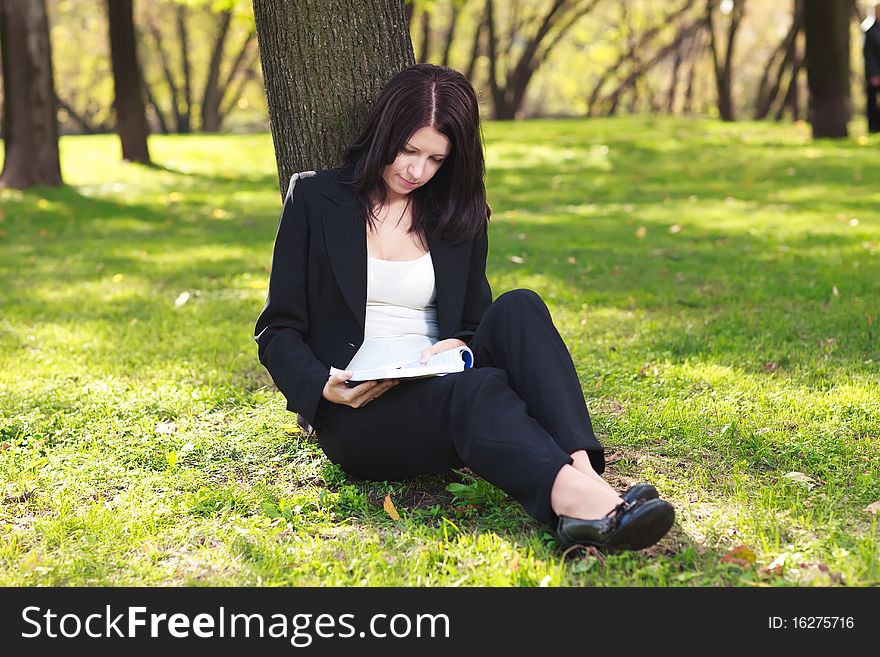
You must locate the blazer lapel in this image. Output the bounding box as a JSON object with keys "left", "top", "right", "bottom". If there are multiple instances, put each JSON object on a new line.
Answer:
{"left": 426, "top": 230, "right": 471, "bottom": 339}
{"left": 321, "top": 174, "right": 366, "bottom": 331}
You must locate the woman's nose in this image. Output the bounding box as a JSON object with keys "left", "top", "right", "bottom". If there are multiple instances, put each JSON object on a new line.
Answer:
{"left": 408, "top": 160, "right": 425, "bottom": 179}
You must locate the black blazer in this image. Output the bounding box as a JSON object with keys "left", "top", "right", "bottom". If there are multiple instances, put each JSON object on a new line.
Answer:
{"left": 254, "top": 167, "right": 493, "bottom": 428}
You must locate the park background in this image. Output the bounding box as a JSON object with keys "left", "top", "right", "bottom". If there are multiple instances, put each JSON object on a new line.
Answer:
{"left": 0, "top": 0, "right": 877, "bottom": 586}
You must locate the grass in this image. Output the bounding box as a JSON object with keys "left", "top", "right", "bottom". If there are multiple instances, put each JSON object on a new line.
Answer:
{"left": 0, "top": 117, "right": 877, "bottom": 586}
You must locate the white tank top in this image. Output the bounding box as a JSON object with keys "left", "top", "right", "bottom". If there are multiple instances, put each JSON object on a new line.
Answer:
{"left": 344, "top": 251, "right": 440, "bottom": 371}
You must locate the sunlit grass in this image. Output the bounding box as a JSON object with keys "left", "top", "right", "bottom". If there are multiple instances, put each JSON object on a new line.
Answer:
{"left": 1, "top": 116, "right": 878, "bottom": 586}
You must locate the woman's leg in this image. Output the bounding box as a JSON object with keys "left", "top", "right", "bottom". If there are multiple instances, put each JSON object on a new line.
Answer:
{"left": 314, "top": 366, "right": 606, "bottom": 525}
{"left": 468, "top": 289, "right": 606, "bottom": 474}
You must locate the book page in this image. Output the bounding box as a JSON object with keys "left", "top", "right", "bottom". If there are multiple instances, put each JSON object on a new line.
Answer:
{"left": 330, "top": 346, "right": 473, "bottom": 382}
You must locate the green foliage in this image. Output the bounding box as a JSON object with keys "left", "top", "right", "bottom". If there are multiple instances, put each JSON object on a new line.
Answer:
{"left": 0, "top": 117, "right": 878, "bottom": 586}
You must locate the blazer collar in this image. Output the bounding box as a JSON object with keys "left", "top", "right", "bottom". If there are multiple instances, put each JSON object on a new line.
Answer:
{"left": 320, "top": 168, "right": 471, "bottom": 338}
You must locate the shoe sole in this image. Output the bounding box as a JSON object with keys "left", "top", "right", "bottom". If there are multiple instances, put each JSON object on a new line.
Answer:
{"left": 611, "top": 501, "right": 675, "bottom": 551}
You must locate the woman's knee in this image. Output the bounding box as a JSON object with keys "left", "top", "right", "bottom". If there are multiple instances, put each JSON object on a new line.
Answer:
{"left": 487, "top": 288, "right": 548, "bottom": 318}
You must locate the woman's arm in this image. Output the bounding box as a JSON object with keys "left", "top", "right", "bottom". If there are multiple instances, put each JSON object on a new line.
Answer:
{"left": 254, "top": 177, "right": 330, "bottom": 426}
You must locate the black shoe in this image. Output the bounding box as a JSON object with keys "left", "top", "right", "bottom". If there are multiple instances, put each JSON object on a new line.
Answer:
{"left": 556, "top": 498, "right": 675, "bottom": 551}
{"left": 622, "top": 483, "right": 658, "bottom": 504}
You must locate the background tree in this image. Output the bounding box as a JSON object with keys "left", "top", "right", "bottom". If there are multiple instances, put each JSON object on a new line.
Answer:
{"left": 140, "top": 0, "right": 261, "bottom": 134}
{"left": 0, "top": 0, "right": 63, "bottom": 188}
{"left": 252, "top": 0, "right": 414, "bottom": 196}
{"left": 803, "top": 0, "right": 851, "bottom": 138}
{"left": 484, "top": 0, "right": 602, "bottom": 119}
{"left": 706, "top": 0, "right": 746, "bottom": 121}
{"left": 107, "top": 0, "right": 151, "bottom": 163}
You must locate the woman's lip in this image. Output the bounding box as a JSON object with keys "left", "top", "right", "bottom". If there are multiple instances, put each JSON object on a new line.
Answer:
{"left": 398, "top": 175, "right": 418, "bottom": 187}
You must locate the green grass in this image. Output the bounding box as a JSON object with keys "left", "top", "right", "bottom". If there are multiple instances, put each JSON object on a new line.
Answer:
{"left": 1, "top": 117, "right": 877, "bottom": 586}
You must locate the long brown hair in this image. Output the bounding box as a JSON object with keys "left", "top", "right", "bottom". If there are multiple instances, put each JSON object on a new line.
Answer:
{"left": 340, "top": 64, "right": 490, "bottom": 244}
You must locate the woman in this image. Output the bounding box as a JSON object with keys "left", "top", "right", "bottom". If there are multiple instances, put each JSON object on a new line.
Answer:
{"left": 254, "top": 64, "right": 674, "bottom": 551}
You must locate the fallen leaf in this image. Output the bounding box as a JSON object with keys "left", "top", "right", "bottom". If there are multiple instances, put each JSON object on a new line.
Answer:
{"left": 383, "top": 494, "right": 400, "bottom": 521}
{"left": 507, "top": 554, "right": 520, "bottom": 572}
{"left": 669, "top": 224, "right": 682, "bottom": 234}
{"left": 635, "top": 226, "right": 647, "bottom": 239}
{"left": 783, "top": 471, "right": 813, "bottom": 486}
{"left": 721, "top": 544, "right": 756, "bottom": 567}
{"left": 763, "top": 362, "right": 778, "bottom": 372}
{"left": 174, "top": 291, "right": 191, "bottom": 307}
{"left": 155, "top": 422, "right": 177, "bottom": 435}
{"left": 509, "top": 255, "right": 524, "bottom": 264}
{"left": 865, "top": 501, "right": 880, "bottom": 515}
{"left": 756, "top": 427, "right": 772, "bottom": 435}
{"left": 566, "top": 256, "right": 576, "bottom": 264}
{"left": 112, "top": 273, "right": 124, "bottom": 283}
{"left": 832, "top": 286, "right": 840, "bottom": 297}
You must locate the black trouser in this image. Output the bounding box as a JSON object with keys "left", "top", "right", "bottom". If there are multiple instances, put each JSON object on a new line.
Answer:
{"left": 312, "top": 288, "right": 605, "bottom": 526}
{"left": 868, "top": 82, "right": 880, "bottom": 134}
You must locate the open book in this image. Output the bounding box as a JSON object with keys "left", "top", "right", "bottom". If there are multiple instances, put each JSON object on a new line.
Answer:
{"left": 330, "top": 346, "right": 474, "bottom": 386}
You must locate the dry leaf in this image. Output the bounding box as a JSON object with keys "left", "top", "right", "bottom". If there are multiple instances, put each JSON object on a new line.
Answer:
{"left": 567, "top": 256, "right": 577, "bottom": 264}
{"left": 635, "top": 226, "right": 647, "bottom": 239}
{"left": 721, "top": 544, "right": 756, "bottom": 567}
{"left": 756, "top": 427, "right": 772, "bottom": 435}
{"left": 669, "top": 224, "right": 682, "bottom": 234}
{"left": 783, "top": 471, "right": 813, "bottom": 486}
{"left": 832, "top": 286, "right": 840, "bottom": 297}
{"left": 383, "top": 494, "right": 400, "bottom": 521}
{"left": 174, "top": 291, "right": 191, "bottom": 307}
{"left": 865, "top": 501, "right": 880, "bottom": 515}
{"left": 509, "top": 255, "right": 524, "bottom": 264}
{"left": 507, "top": 554, "right": 521, "bottom": 572}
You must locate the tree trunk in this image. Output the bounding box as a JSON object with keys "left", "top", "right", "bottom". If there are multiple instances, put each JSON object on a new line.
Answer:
{"left": 107, "top": 0, "right": 151, "bottom": 163}
{"left": 706, "top": 0, "right": 746, "bottom": 122}
{"left": 418, "top": 8, "right": 431, "bottom": 63}
{"left": 0, "top": 0, "right": 62, "bottom": 188}
{"left": 441, "top": 2, "right": 462, "bottom": 67}
{"left": 253, "top": 0, "right": 414, "bottom": 197}
{"left": 201, "top": 10, "right": 233, "bottom": 132}
{"left": 176, "top": 4, "right": 193, "bottom": 133}
{"left": 803, "top": 0, "right": 850, "bottom": 138}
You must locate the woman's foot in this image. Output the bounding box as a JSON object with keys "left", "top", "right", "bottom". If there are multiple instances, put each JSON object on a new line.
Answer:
{"left": 556, "top": 497, "right": 675, "bottom": 551}
{"left": 550, "top": 465, "right": 623, "bottom": 520}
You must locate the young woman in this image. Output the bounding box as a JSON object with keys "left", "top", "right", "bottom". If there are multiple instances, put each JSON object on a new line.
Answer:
{"left": 254, "top": 64, "right": 674, "bottom": 551}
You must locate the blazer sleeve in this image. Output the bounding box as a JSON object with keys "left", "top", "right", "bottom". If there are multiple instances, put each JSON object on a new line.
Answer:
{"left": 254, "top": 176, "right": 329, "bottom": 427}
{"left": 866, "top": 29, "right": 880, "bottom": 79}
{"left": 450, "top": 222, "right": 492, "bottom": 344}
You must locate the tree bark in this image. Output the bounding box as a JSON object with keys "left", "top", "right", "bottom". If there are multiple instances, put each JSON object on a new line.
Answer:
{"left": 107, "top": 0, "right": 151, "bottom": 163}
{"left": 803, "top": 0, "right": 850, "bottom": 138}
{"left": 252, "top": 0, "right": 414, "bottom": 197}
{"left": 0, "top": 0, "right": 63, "bottom": 188}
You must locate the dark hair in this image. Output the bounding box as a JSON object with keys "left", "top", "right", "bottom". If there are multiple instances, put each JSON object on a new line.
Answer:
{"left": 340, "top": 64, "right": 490, "bottom": 244}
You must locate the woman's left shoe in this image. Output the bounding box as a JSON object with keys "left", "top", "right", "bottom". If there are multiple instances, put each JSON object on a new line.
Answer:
{"left": 556, "top": 498, "right": 675, "bottom": 551}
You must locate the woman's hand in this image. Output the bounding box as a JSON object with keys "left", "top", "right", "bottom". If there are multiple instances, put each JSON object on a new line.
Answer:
{"left": 322, "top": 371, "right": 398, "bottom": 408}
{"left": 419, "top": 338, "right": 467, "bottom": 364}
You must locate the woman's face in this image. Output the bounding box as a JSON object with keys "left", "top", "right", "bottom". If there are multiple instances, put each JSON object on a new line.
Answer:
{"left": 382, "top": 125, "right": 451, "bottom": 199}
